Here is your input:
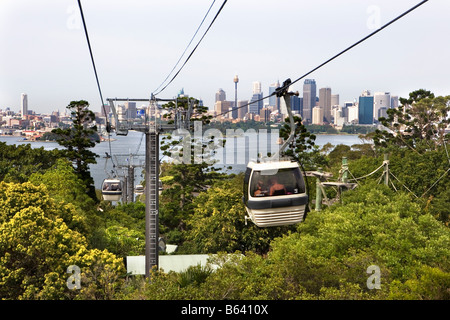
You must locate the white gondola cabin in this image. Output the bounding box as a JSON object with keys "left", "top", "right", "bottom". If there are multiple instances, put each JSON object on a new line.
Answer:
{"left": 159, "top": 180, "right": 163, "bottom": 195}
{"left": 102, "top": 179, "right": 123, "bottom": 201}
{"left": 243, "top": 160, "right": 308, "bottom": 227}
{"left": 135, "top": 184, "right": 144, "bottom": 195}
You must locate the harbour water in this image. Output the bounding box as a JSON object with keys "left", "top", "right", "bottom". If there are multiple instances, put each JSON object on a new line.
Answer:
{"left": 0, "top": 131, "right": 365, "bottom": 190}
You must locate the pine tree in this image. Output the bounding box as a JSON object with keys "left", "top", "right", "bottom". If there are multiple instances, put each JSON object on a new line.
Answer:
{"left": 52, "top": 100, "right": 99, "bottom": 200}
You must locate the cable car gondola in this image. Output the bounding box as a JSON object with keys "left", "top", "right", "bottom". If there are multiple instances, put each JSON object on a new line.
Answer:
{"left": 135, "top": 184, "right": 144, "bottom": 195}
{"left": 243, "top": 79, "right": 309, "bottom": 227}
{"left": 102, "top": 179, "right": 123, "bottom": 201}
{"left": 159, "top": 180, "right": 163, "bottom": 195}
{"left": 243, "top": 160, "right": 308, "bottom": 227}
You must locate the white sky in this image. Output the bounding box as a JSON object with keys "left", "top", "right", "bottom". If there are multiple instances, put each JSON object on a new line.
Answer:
{"left": 1, "top": 0, "right": 449, "bottom": 114}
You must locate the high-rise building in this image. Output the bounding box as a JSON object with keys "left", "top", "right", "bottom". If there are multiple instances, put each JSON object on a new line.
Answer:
{"left": 249, "top": 81, "right": 263, "bottom": 114}
{"left": 248, "top": 92, "right": 263, "bottom": 114}
{"left": 331, "top": 94, "right": 339, "bottom": 107}
{"left": 348, "top": 105, "right": 359, "bottom": 123}
{"left": 319, "top": 87, "right": 332, "bottom": 123}
{"left": 291, "top": 95, "right": 302, "bottom": 114}
{"left": 21, "top": 93, "right": 28, "bottom": 119}
{"left": 374, "top": 92, "right": 391, "bottom": 121}
{"left": 359, "top": 90, "right": 374, "bottom": 124}
{"left": 237, "top": 100, "right": 249, "bottom": 120}
{"left": 312, "top": 106, "right": 324, "bottom": 125}
{"left": 125, "top": 101, "right": 137, "bottom": 119}
{"left": 269, "top": 81, "right": 281, "bottom": 112}
{"left": 215, "top": 100, "right": 231, "bottom": 115}
{"left": 215, "top": 88, "right": 226, "bottom": 102}
{"left": 252, "top": 81, "right": 262, "bottom": 94}
{"left": 302, "top": 79, "right": 316, "bottom": 123}
{"left": 391, "top": 95, "right": 399, "bottom": 109}
{"left": 260, "top": 107, "right": 271, "bottom": 122}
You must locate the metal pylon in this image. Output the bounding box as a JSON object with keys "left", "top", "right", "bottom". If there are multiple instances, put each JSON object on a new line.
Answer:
{"left": 145, "top": 130, "right": 159, "bottom": 276}
{"left": 106, "top": 96, "right": 184, "bottom": 278}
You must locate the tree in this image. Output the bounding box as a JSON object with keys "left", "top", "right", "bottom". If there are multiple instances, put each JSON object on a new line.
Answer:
{"left": 182, "top": 175, "right": 295, "bottom": 255}
{"left": 280, "top": 115, "right": 327, "bottom": 170}
{"left": 29, "top": 159, "right": 103, "bottom": 244}
{"left": 52, "top": 100, "right": 99, "bottom": 200}
{"left": 158, "top": 97, "right": 226, "bottom": 243}
{"left": 374, "top": 90, "right": 450, "bottom": 153}
{"left": 0, "top": 182, "right": 125, "bottom": 299}
{"left": 0, "top": 142, "right": 61, "bottom": 183}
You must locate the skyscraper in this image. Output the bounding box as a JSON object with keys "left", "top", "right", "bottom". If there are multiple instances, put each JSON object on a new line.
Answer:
{"left": 269, "top": 81, "right": 280, "bottom": 112}
{"left": 358, "top": 90, "right": 374, "bottom": 125}
{"left": 312, "top": 106, "right": 324, "bottom": 125}
{"left": 319, "top": 87, "right": 332, "bottom": 123}
{"left": 215, "top": 88, "right": 226, "bottom": 102}
{"left": 252, "top": 81, "right": 262, "bottom": 94}
{"left": 248, "top": 93, "right": 263, "bottom": 114}
{"left": 125, "top": 101, "right": 137, "bottom": 119}
{"left": 237, "top": 100, "right": 249, "bottom": 120}
{"left": 249, "top": 81, "right": 263, "bottom": 114}
{"left": 291, "top": 95, "right": 301, "bottom": 114}
{"left": 331, "top": 94, "right": 340, "bottom": 107}
{"left": 21, "top": 93, "right": 28, "bottom": 119}
{"left": 302, "top": 79, "right": 316, "bottom": 123}
{"left": 374, "top": 92, "right": 391, "bottom": 121}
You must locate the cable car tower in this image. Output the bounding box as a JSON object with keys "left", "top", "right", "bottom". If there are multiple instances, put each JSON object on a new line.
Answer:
{"left": 107, "top": 96, "right": 188, "bottom": 278}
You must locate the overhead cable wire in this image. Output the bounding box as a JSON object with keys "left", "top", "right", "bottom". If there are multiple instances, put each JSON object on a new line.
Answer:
{"left": 215, "top": 0, "right": 429, "bottom": 118}
{"left": 348, "top": 163, "right": 385, "bottom": 181}
{"left": 77, "top": 0, "right": 116, "bottom": 169}
{"left": 152, "top": 0, "right": 217, "bottom": 95}
{"left": 153, "top": 0, "right": 228, "bottom": 96}
{"left": 389, "top": 172, "right": 419, "bottom": 198}
{"left": 420, "top": 167, "right": 450, "bottom": 198}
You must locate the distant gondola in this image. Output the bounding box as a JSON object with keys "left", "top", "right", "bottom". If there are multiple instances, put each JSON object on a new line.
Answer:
{"left": 159, "top": 180, "right": 163, "bottom": 195}
{"left": 135, "top": 184, "right": 144, "bottom": 195}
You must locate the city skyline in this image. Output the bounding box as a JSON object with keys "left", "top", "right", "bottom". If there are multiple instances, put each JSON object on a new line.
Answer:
{"left": 1, "top": 81, "right": 402, "bottom": 126}
{"left": 1, "top": 1, "right": 449, "bottom": 114}
{"left": 209, "top": 79, "right": 400, "bottom": 124}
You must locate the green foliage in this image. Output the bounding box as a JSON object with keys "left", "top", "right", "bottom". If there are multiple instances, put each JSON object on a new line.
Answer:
{"left": 269, "top": 183, "right": 449, "bottom": 299}
{"left": 52, "top": 100, "right": 99, "bottom": 200}
{"left": 280, "top": 115, "right": 321, "bottom": 168}
{"left": 0, "top": 142, "right": 61, "bottom": 183}
{"left": 374, "top": 90, "right": 450, "bottom": 153}
{"left": 98, "top": 202, "right": 146, "bottom": 257}
{"left": 126, "top": 183, "right": 449, "bottom": 300}
{"left": 29, "top": 159, "right": 98, "bottom": 234}
{"left": 0, "top": 182, "right": 125, "bottom": 299}
{"left": 1, "top": 89, "right": 448, "bottom": 300}
{"left": 305, "top": 124, "right": 338, "bottom": 134}
{"left": 182, "top": 175, "right": 295, "bottom": 254}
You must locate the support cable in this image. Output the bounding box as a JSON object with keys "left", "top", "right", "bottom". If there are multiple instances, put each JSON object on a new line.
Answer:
{"left": 420, "top": 167, "right": 450, "bottom": 198}
{"left": 77, "top": 0, "right": 116, "bottom": 169}
{"left": 215, "top": 0, "right": 429, "bottom": 118}
{"left": 153, "top": 0, "right": 227, "bottom": 96}
{"left": 348, "top": 163, "right": 385, "bottom": 181}
{"left": 152, "top": 0, "right": 217, "bottom": 95}
{"left": 389, "top": 171, "right": 419, "bottom": 198}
